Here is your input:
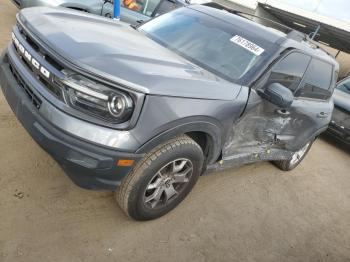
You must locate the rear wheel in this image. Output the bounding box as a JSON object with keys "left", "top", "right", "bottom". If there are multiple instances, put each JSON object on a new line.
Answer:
{"left": 116, "top": 135, "right": 204, "bottom": 220}
{"left": 274, "top": 140, "right": 313, "bottom": 171}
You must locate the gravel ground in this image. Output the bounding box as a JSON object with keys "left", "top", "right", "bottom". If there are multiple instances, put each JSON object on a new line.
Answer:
{"left": 1, "top": 1, "right": 350, "bottom": 261}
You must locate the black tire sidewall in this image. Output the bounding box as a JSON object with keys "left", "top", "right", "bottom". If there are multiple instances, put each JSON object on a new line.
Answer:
{"left": 128, "top": 143, "right": 204, "bottom": 220}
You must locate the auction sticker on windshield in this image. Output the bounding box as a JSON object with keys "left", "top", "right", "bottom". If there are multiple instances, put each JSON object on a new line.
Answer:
{"left": 230, "top": 35, "right": 265, "bottom": 56}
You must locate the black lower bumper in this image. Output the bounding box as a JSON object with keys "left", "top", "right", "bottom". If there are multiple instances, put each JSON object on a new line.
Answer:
{"left": 0, "top": 52, "right": 143, "bottom": 190}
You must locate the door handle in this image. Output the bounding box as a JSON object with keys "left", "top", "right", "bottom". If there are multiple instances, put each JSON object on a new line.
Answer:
{"left": 317, "top": 112, "right": 329, "bottom": 118}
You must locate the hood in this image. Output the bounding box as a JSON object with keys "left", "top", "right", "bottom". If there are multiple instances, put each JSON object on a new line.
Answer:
{"left": 333, "top": 89, "right": 350, "bottom": 112}
{"left": 18, "top": 7, "right": 241, "bottom": 100}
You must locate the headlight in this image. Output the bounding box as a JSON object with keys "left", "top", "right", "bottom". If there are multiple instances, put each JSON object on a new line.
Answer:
{"left": 60, "top": 74, "right": 134, "bottom": 123}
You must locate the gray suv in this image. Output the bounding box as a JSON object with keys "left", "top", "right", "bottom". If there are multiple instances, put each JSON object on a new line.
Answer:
{"left": 0, "top": 6, "right": 338, "bottom": 220}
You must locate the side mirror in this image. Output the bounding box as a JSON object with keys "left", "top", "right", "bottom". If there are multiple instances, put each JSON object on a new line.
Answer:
{"left": 257, "top": 83, "right": 294, "bottom": 109}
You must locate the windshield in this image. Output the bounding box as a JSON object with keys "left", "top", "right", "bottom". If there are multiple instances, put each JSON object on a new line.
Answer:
{"left": 337, "top": 79, "right": 350, "bottom": 95}
{"left": 140, "top": 7, "right": 271, "bottom": 83}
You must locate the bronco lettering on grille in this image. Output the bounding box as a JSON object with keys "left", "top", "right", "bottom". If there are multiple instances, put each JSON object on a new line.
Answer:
{"left": 12, "top": 32, "right": 51, "bottom": 80}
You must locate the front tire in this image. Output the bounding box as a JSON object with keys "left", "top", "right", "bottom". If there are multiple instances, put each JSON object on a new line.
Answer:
{"left": 274, "top": 140, "right": 313, "bottom": 171}
{"left": 116, "top": 135, "right": 204, "bottom": 221}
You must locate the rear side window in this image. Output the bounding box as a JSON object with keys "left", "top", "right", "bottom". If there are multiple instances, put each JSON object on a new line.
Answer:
{"left": 295, "top": 59, "right": 333, "bottom": 100}
{"left": 266, "top": 52, "right": 311, "bottom": 92}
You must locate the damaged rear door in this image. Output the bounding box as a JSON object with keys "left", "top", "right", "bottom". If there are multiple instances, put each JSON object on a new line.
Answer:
{"left": 223, "top": 51, "right": 335, "bottom": 163}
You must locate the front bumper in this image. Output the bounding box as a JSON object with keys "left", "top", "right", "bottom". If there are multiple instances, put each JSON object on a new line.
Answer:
{"left": 0, "top": 49, "right": 144, "bottom": 190}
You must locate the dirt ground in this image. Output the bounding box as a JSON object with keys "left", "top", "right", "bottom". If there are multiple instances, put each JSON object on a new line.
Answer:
{"left": 1, "top": 1, "right": 350, "bottom": 261}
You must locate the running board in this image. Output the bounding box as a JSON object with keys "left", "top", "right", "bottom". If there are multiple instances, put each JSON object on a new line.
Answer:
{"left": 203, "top": 148, "right": 293, "bottom": 175}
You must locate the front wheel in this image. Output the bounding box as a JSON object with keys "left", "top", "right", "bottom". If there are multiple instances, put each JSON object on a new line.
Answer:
{"left": 274, "top": 140, "right": 313, "bottom": 171}
{"left": 116, "top": 135, "right": 204, "bottom": 221}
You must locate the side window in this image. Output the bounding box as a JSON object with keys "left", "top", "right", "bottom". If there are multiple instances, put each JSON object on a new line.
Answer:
{"left": 265, "top": 52, "right": 311, "bottom": 92}
{"left": 295, "top": 59, "right": 333, "bottom": 100}
{"left": 153, "top": 0, "right": 178, "bottom": 17}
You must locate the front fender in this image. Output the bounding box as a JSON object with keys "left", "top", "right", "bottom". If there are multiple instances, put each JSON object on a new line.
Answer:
{"left": 131, "top": 93, "right": 248, "bottom": 163}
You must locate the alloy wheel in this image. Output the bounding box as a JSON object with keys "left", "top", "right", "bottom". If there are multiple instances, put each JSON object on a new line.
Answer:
{"left": 143, "top": 158, "right": 193, "bottom": 209}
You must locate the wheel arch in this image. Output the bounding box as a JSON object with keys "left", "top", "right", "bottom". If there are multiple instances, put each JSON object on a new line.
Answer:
{"left": 135, "top": 120, "right": 223, "bottom": 165}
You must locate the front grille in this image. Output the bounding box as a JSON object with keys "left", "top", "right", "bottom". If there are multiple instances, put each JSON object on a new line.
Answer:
{"left": 17, "top": 23, "right": 64, "bottom": 72}
{"left": 12, "top": 42, "right": 64, "bottom": 101}
{"left": 9, "top": 61, "right": 42, "bottom": 109}
{"left": 12, "top": 23, "right": 67, "bottom": 102}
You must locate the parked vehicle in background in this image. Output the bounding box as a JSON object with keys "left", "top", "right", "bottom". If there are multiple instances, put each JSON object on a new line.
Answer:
{"left": 0, "top": 6, "right": 338, "bottom": 220}
{"left": 10, "top": 0, "right": 188, "bottom": 24}
{"left": 327, "top": 77, "right": 350, "bottom": 144}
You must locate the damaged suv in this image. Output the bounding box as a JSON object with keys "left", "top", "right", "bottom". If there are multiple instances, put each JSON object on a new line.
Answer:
{"left": 0, "top": 6, "right": 338, "bottom": 220}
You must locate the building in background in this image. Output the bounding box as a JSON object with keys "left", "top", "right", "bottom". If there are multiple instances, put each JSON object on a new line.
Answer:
{"left": 214, "top": 0, "right": 350, "bottom": 79}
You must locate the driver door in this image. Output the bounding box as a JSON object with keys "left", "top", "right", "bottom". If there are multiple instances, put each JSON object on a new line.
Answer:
{"left": 223, "top": 51, "right": 336, "bottom": 160}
